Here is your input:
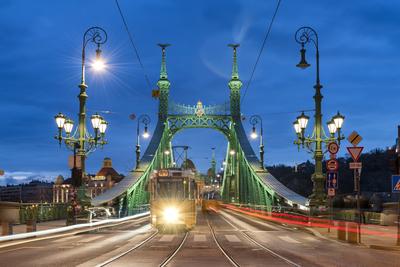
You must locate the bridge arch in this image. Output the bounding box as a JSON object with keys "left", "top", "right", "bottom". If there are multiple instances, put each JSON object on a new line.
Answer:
{"left": 92, "top": 43, "right": 309, "bottom": 215}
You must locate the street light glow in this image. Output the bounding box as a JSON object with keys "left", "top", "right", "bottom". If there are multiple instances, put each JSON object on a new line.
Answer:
{"left": 142, "top": 126, "right": 150, "bottom": 138}
{"left": 297, "top": 112, "right": 309, "bottom": 129}
{"left": 293, "top": 121, "right": 301, "bottom": 134}
{"left": 230, "top": 149, "right": 236, "bottom": 155}
{"left": 250, "top": 126, "right": 258, "bottom": 139}
{"left": 99, "top": 120, "right": 108, "bottom": 134}
{"left": 327, "top": 120, "right": 337, "bottom": 135}
{"left": 333, "top": 111, "right": 345, "bottom": 129}
{"left": 91, "top": 58, "right": 106, "bottom": 71}
{"left": 63, "top": 119, "right": 74, "bottom": 134}
{"left": 55, "top": 113, "right": 66, "bottom": 129}
{"left": 91, "top": 114, "right": 102, "bottom": 129}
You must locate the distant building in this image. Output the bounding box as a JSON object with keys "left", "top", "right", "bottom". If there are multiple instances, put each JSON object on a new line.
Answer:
{"left": 85, "top": 158, "right": 124, "bottom": 198}
{"left": 51, "top": 157, "right": 124, "bottom": 203}
{"left": 53, "top": 175, "right": 72, "bottom": 203}
{"left": 0, "top": 180, "right": 53, "bottom": 203}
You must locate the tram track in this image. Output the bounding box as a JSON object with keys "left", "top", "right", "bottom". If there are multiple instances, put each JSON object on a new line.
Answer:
{"left": 206, "top": 216, "right": 241, "bottom": 267}
{"left": 96, "top": 228, "right": 189, "bottom": 267}
{"left": 158, "top": 231, "right": 189, "bottom": 267}
{"left": 218, "top": 210, "right": 301, "bottom": 267}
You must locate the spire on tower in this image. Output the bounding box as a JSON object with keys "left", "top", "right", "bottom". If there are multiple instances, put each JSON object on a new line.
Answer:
{"left": 228, "top": 44, "right": 240, "bottom": 80}
{"left": 158, "top": 43, "right": 170, "bottom": 80}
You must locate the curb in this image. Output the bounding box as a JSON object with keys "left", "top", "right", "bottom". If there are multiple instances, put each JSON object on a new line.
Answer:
{"left": 369, "top": 244, "right": 400, "bottom": 251}
{"left": 0, "top": 212, "right": 149, "bottom": 247}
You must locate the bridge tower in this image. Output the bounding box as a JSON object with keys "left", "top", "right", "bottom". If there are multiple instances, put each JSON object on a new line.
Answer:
{"left": 92, "top": 43, "right": 309, "bottom": 214}
{"left": 157, "top": 44, "right": 171, "bottom": 121}
{"left": 228, "top": 44, "right": 242, "bottom": 120}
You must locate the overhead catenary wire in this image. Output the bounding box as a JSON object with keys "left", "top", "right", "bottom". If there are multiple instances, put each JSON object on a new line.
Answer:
{"left": 241, "top": 0, "right": 282, "bottom": 105}
{"left": 115, "top": 0, "right": 153, "bottom": 91}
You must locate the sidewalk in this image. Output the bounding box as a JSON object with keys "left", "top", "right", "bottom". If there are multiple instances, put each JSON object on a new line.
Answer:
{"left": 10, "top": 220, "right": 67, "bottom": 235}
{"left": 222, "top": 204, "right": 400, "bottom": 251}
{"left": 310, "top": 221, "right": 400, "bottom": 250}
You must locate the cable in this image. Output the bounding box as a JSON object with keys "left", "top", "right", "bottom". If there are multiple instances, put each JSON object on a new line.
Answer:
{"left": 115, "top": 0, "right": 153, "bottom": 90}
{"left": 241, "top": 0, "right": 282, "bottom": 104}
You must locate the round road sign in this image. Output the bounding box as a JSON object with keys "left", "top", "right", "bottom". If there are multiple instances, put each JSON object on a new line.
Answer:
{"left": 326, "top": 159, "right": 339, "bottom": 171}
{"left": 328, "top": 142, "right": 339, "bottom": 154}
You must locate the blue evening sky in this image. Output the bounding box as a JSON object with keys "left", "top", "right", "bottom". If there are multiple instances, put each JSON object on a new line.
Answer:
{"left": 1, "top": 0, "right": 399, "bottom": 185}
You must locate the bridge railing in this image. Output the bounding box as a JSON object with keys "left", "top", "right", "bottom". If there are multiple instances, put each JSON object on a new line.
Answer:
{"left": 19, "top": 203, "right": 68, "bottom": 224}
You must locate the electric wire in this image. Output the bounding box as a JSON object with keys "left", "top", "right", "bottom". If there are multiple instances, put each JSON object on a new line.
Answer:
{"left": 241, "top": 0, "right": 282, "bottom": 104}
{"left": 115, "top": 0, "right": 153, "bottom": 91}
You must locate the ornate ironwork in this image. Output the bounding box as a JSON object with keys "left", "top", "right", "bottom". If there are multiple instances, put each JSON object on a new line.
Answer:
{"left": 168, "top": 102, "right": 230, "bottom": 116}
{"left": 167, "top": 115, "right": 232, "bottom": 136}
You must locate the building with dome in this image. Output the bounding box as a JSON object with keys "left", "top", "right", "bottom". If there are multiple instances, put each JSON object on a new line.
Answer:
{"left": 52, "top": 175, "right": 72, "bottom": 203}
{"left": 52, "top": 157, "right": 124, "bottom": 203}
{"left": 86, "top": 158, "right": 124, "bottom": 198}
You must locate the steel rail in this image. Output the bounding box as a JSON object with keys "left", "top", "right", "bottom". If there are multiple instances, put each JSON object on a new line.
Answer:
{"left": 159, "top": 231, "right": 189, "bottom": 267}
{"left": 218, "top": 211, "right": 301, "bottom": 267}
{"left": 96, "top": 228, "right": 158, "bottom": 267}
{"left": 207, "top": 216, "right": 241, "bottom": 267}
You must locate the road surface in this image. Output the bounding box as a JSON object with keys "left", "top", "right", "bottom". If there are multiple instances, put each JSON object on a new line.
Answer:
{"left": 0, "top": 209, "right": 399, "bottom": 266}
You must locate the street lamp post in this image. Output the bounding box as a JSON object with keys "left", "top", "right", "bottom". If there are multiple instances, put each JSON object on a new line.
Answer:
{"left": 249, "top": 115, "right": 264, "bottom": 169}
{"left": 293, "top": 26, "right": 345, "bottom": 208}
{"left": 135, "top": 115, "right": 151, "bottom": 169}
{"left": 54, "top": 26, "right": 109, "bottom": 187}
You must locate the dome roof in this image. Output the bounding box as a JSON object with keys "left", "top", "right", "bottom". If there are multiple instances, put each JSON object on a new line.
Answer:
{"left": 181, "top": 159, "right": 196, "bottom": 170}
{"left": 55, "top": 175, "right": 64, "bottom": 185}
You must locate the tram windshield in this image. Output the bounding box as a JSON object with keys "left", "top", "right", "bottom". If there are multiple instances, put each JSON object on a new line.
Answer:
{"left": 156, "top": 178, "right": 185, "bottom": 199}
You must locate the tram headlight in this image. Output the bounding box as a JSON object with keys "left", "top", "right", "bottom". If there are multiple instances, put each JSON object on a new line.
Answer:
{"left": 163, "top": 207, "right": 179, "bottom": 223}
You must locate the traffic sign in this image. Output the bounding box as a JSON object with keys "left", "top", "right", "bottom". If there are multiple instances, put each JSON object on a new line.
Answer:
{"left": 347, "top": 147, "right": 364, "bottom": 162}
{"left": 327, "top": 188, "right": 336, "bottom": 197}
{"left": 326, "top": 159, "right": 339, "bottom": 171}
{"left": 349, "top": 162, "right": 362, "bottom": 169}
{"left": 392, "top": 175, "right": 400, "bottom": 193}
{"left": 326, "top": 172, "right": 338, "bottom": 189}
{"left": 347, "top": 131, "right": 363, "bottom": 146}
{"left": 328, "top": 142, "right": 339, "bottom": 154}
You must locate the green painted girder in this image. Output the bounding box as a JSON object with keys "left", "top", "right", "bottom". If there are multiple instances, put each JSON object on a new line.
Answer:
{"left": 92, "top": 43, "right": 310, "bottom": 214}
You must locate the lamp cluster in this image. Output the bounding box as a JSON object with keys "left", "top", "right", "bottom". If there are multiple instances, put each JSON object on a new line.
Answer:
{"left": 54, "top": 112, "right": 108, "bottom": 148}
{"left": 293, "top": 111, "right": 344, "bottom": 148}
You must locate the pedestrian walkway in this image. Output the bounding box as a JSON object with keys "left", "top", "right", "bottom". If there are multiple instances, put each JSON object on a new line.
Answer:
{"left": 311, "top": 221, "right": 400, "bottom": 250}
{"left": 11, "top": 220, "right": 66, "bottom": 235}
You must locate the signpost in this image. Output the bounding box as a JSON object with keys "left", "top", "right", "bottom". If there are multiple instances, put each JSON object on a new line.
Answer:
{"left": 328, "top": 142, "right": 339, "bottom": 155}
{"left": 326, "top": 159, "right": 339, "bottom": 172}
{"left": 327, "top": 172, "right": 338, "bottom": 189}
{"left": 326, "top": 142, "right": 340, "bottom": 232}
{"left": 347, "top": 131, "right": 363, "bottom": 243}
{"left": 349, "top": 162, "right": 362, "bottom": 169}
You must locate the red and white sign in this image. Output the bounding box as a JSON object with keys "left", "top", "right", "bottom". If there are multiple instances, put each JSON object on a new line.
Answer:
{"left": 326, "top": 159, "right": 339, "bottom": 171}
{"left": 328, "top": 142, "right": 339, "bottom": 155}
{"left": 347, "top": 147, "right": 364, "bottom": 162}
{"left": 327, "top": 188, "right": 336, "bottom": 197}
{"left": 349, "top": 162, "right": 362, "bottom": 169}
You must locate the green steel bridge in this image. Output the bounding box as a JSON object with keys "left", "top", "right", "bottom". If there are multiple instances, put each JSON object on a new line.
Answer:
{"left": 92, "top": 44, "right": 308, "bottom": 215}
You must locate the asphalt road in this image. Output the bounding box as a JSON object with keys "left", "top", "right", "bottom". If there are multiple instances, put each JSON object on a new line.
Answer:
{"left": 0, "top": 209, "right": 399, "bottom": 267}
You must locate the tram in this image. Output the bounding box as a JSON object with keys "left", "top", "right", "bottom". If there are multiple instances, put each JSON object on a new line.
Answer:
{"left": 201, "top": 185, "right": 222, "bottom": 212}
{"left": 149, "top": 168, "right": 197, "bottom": 230}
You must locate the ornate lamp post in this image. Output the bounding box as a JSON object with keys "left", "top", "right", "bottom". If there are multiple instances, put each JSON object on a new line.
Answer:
{"left": 54, "top": 27, "right": 108, "bottom": 187}
{"left": 293, "top": 26, "right": 345, "bottom": 208}
{"left": 135, "top": 114, "right": 151, "bottom": 169}
{"left": 249, "top": 115, "right": 265, "bottom": 169}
